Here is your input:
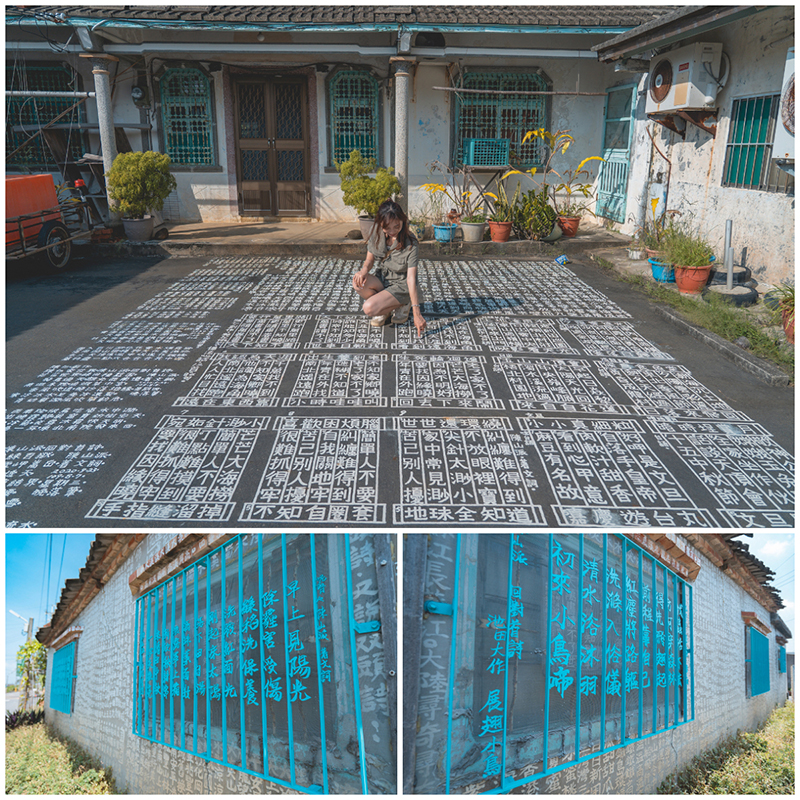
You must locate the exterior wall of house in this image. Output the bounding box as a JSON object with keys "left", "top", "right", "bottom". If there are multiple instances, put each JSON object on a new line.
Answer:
{"left": 409, "top": 534, "right": 788, "bottom": 795}
{"left": 517, "top": 537, "right": 788, "bottom": 794}
{"left": 43, "top": 534, "right": 394, "bottom": 795}
{"left": 621, "top": 7, "right": 794, "bottom": 287}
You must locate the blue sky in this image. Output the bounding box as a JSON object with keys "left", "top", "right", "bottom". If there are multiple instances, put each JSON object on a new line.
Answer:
{"left": 2, "top": 532, "right": 795, "bottom": 686}
{"left": 4, "top": 533, "right": 96, "bottom": 685}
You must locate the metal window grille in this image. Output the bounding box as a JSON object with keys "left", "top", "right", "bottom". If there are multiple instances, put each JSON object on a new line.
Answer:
{"left": 413, "top": 533, "right": 694, "bottom": 794}
{"left": 132, "top": 534, "right": 380, "bottom": 794}
{"left": 779, "top": 646, "right": 786, "bottom": 673}
{"left": 749, "top": 627, "right": 771, "bottom": 696}
{"left": 50, "top": 641, "right": 77, "bottom": 714}
{"left": 329, "top": 70, "right": 379, "bottom": 165}
{"left": 160, "top": 68, "right": 214, "bottom": 165}
{"left": 722, "top": 94, "right": 794, "bottom": 194}
{"left": 455, "top": 71, "right": 549, "bottom": 169}
{"left": 5, "top": 64, "right": 86, "bottom": 169}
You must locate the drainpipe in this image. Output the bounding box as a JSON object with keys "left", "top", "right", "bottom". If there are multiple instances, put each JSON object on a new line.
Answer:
{"left": 79, "top": 52, "right": 120, "bottom": 221}
{"left": 391, "top": 58, "right": 414, "bottom": 205}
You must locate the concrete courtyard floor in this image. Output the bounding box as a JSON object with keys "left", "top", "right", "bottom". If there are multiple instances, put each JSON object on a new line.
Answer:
{"left": 5, "top": 225, "right": 794, "bottom": 529}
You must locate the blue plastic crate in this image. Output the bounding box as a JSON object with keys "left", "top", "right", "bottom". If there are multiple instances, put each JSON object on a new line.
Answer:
{"left": 463, "top": 138, "right": 510, "bottom": 166}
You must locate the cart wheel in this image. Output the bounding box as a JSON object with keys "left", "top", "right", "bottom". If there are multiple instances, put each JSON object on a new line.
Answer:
{"left": 37, "top": 221, "right": 72, "bottom": 269}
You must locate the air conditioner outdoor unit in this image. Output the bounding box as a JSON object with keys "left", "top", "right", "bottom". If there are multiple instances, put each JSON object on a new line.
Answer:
{"left": 646, "top": 42, "right": 724, "bottom": 114}
{"left": 772, "top": 47, "right": 794, "bottom": 163}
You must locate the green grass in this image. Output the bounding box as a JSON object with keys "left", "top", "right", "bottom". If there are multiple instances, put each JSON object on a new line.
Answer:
{"left": 594, "top": 257, "right": 794, "bottom": 376}
{"left": 657, "top": 701, "right": 795, "bottom": 794}
{"left": 6, "top": 722, "right": 118, "bottom": 794}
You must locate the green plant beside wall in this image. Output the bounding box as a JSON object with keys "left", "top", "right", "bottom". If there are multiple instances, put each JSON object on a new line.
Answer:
{"left": 16, "top": 640, "right": 46, "bottom": 713}
{"left": 661, "top": 225, "right": 715, "bottom": 266}
{"left": 336, "top": 149, "right": 401, "bottom": 218}
{"left": 106, "top": 151, "right": 177, "bottom": 219}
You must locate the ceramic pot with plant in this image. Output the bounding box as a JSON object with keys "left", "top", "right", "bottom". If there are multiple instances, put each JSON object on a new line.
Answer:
{"left": 519, "top": 188, "right": 557, "bottom": 240}
{"left": 661, "top": 226, "right": 714, "bottom": 295}
{"left": 107, "top": 150, "right": 177, "bottom": 241}
{"left": 335, "top": 149, "right": 401, "bottom": 239}
{"left": 460, "top": 212, "right": 487, "bottom": 242}
{"left": 485, "top": 179, "right": 520, "bottom": 242}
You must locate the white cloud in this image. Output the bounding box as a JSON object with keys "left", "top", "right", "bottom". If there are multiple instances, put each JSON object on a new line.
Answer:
{"left": 756, "top": 539, "right": 791, "bottom": 557}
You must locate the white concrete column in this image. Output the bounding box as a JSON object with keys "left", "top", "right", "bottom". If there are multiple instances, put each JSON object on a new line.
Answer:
{"left": 392, "top": 59, "right": 414, "bottom": 205}
{"left": 80, "top": 53, "right": 120, "bottom": 220}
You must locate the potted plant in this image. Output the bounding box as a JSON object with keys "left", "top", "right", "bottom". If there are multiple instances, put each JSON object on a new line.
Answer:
{"left": 460, "top": 212, "right": 487, "bottom": 242}
{"left": 772, "top": 282, "right": 795, "bottom": 343}
{"left": 661, "top": 224, "right": 715, "bottom": 295}
{"left": 408, "top": 197, "right": 431, "bottom": 241}
{"left": 638, "top": 198, "right": 681, "bottom": 260}
{"left": 550, "top": 159, "right": 603, "bottom": 237}
{"left": 335, "top": 149, "right": 401, "bottom": 239}
{"left": 518, "top": 188, "right": 558, "bottom": 240}
{"left": 485, "top": 179, "right": 520, "bottom": 242}
{"left": 423, "top": 161, "right": 488, "bottom": 243}
{"left": 106, "top": 150, "right": 177, "bottom": 241}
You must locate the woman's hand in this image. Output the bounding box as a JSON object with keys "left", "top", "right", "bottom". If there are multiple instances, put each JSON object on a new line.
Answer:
{"left": 413, "top": 307, "right": 427, "bottom": 338}
{"left": 353, "top": 269, "right": 369, "bottom": 290}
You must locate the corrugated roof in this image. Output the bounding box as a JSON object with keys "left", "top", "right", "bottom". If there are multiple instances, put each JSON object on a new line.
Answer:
{"left": 719, "top": 534, "right": 786, "bottom": 612}
{"left": 8, "top": 6, "right": 682, "bottom": 28}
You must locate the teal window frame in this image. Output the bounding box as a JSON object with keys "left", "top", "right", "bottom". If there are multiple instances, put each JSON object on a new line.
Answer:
{"left": 328, "top": 69, "right": 380, "bottom": 166}
{"left": 779, "top": 646, "right": 786, "bottom": 674}
{"left": 50, "top": 640, "right": 77, "bottom": 715}
{"left": 722, "top": 94, "right": 793, "bottom": 194}
{"left": 426, "top": 533, "right": 694, "bottom": 794}
{"left": 6, "top": 63, "right": 86, "bottom": 169}
{"left": 454, "top": 69, "right": 551, "bottom": 170}
{"left": 159, "top": 67, "right": 216, "bottom": 166}
{"left": 132, "top": 533, "right": 372, "bottom": 795}
{"left": 748, "top": 627, "right": 771, "bottom": 697}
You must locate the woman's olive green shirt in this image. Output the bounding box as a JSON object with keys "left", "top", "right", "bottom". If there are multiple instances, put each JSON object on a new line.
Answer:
{"left": 367, "top": 230, "right": 419, "bottom": 305}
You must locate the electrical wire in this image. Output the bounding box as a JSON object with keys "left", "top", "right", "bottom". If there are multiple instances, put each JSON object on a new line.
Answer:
{"left": 45, "top": 533, "right": 54, "bottom": 622}
{"left": 55, "top": 534, "right": 67, "bottom": 605}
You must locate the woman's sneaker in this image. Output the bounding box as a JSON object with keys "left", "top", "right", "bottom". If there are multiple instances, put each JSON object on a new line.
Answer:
{"left": 370, "top": 314, "right": 390, "bottom": 327}
{"left": 391, "top": 303, "right": 411, "bottom": 324}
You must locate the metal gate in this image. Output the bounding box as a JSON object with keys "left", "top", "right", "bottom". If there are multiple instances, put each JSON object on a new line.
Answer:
{"left": 234, "top": 78, "right": 310, "bottom": 217}
{"left": 596, "top": 85, "right": 636, "bottom": 224}
{"left": 133, "top": 533, "right": 395, "bottom": 794}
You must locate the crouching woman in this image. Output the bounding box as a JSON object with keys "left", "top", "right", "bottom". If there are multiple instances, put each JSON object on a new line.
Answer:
{"left": 352, "top": 199, "right": 426, "bottom": 337}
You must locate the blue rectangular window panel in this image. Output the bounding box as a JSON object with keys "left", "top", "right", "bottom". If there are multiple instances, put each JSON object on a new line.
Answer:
{"left": 414, "top": 533, "right": 694, "bottom": 794}
{"left": 750, "top": 627, "right": 771, "bottom": 696}
{"left": 160, "top": 68, "right": 215, "bottom": 165}
{"left": 779, "top": 646, "right": 786, "bottom": 673}
{"left": 132, "top": 534, "right": 380, "bottom": 794}
{"left": 329, "top": 70, "right": 379, "bottom": 165}
{"left": 50, "top": 641, "right": 76, "bottom": 714}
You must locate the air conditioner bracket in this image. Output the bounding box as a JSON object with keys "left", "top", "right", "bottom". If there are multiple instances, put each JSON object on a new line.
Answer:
{"left": 647, "top": 110, "right": 718, "bottom": 139}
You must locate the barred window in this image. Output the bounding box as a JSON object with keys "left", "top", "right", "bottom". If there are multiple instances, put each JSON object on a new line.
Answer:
{"left": 414, "top": 533, "right": 694, "bottom": 794}
{"left": 722, "top": 94, "right": 794, "bottom": 194}
{"left": 455, "top": 70, "right": 550, "bottom": 169}
{"left": 50, "top": 641, "right": 77, "bottom": 715}
{"left": 328, "top": 69, "right": 380, "bottom": 165}
{"left": 133, "top": 534, "right": 378, "bottom": 794}
{"left": 6, "top": 64, "right": 86, "bottom": 169}
{"left": 160, "top": 68, "right": 215, "bottom": 165}
{"left": 748, "top": 627, "right": 771, "bottom": 697}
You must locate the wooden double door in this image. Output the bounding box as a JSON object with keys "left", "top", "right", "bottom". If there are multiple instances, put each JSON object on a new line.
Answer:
{"left": 234, "top": 78, "right": 310, "bottom": 216}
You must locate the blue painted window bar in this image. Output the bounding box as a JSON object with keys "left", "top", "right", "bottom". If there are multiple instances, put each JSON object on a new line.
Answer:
{"left": 420, "top": 533, "right": 694, "bottom": 794}
{"left": 50, "top": 640, "right": 77, "bottom": 714}
{"left": 132, "top": 534, "right": 375, "bottom": 794}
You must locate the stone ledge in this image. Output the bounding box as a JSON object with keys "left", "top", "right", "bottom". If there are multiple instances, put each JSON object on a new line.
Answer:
{"left": 655, "top": 305, "right": 791, "bottom": 387}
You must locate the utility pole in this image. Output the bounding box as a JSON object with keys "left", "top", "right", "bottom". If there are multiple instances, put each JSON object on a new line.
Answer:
{"left": 9, "top": 610, "right": 34, "bottom": 711}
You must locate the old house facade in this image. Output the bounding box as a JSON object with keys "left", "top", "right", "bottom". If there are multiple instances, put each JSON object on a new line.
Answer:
{"left": 404, "top": 533, "right": 791, "bottom": 794}
{"left": 38, "top": 533, "right": 396, "bottom": 795}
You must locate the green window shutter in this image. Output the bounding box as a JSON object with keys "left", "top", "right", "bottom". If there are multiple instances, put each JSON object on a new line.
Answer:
{"left": 329, "top": 70, "right": 379, "bottom": 165}
{"left": 455, "top": 70, "right": 549, "bottom": 170}
{"left": 749, "top": 627, "right": 771, "bottom": 697}
{"left": 50, "top": 641, "right": 76, "bottom": 714}
{"left": 779, "top": 646, "right": 786, "bottom": 673}
{"left": 160, "top": 68, "right": 214, "bottom": 165}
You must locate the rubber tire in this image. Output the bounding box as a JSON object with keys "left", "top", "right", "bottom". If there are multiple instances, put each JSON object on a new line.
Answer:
{"left": 37, "top": 221, "right": 72, "bottom": 270}
{"left": 708, "top": 265, "right": 752, "bottom": 285}
{"left": 703, "top": 285, "right": 759, "bottom": 307}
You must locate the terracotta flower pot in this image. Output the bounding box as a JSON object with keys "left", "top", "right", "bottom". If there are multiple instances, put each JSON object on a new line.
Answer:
{"left": 557, "top": 215, "right": 581, "bottom": 237}
{"left": 781, "top": 308, "right": 795, "bottom": 344}
{"left": 488, "top": 221, "right": 512, "bottom": 242}
{"left": 645, "top": 247, "right": 664, "bottom": 260}
{"left": 674, "top": 264, "right": 713, "bottom": 295}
